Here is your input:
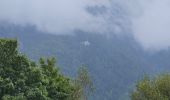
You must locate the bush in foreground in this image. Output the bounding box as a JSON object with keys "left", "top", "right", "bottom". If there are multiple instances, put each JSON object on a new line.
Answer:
{"left": 131, "top": 74, "right": 170, "bottom": 100}
{"left": 0, "top": 39, "right": 75, "bottom": 100}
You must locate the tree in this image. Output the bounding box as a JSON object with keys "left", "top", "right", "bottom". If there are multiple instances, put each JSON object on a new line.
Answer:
{"left": 72, "top": 66, "right": 94, "bottom": 100}
{"left": 0, "top": 39, "right": 75, "bottom": 100}
{"left": 131, "top": 74, "right": 170, "bottom": 100}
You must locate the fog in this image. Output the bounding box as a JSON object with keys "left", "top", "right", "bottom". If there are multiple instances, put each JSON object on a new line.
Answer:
{"left": 0, "top": 0, "right": 170, "bottom": 50}
{"left": 132, "top": 0, "right": 170, "bottom": 50}
{"left": 0, "top": 0, "right": 112, "bottom": 34}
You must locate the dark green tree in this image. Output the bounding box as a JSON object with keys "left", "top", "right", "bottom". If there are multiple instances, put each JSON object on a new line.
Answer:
{"left": 131, "top": 74, "right": 170, "bottom": 100}
{"left": 0, "top": 39, "right": 75, "bottom": 100}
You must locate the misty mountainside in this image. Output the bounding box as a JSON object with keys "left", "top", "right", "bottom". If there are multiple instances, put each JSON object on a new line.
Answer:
{"left": 0, "top": 22, "right": 170, "bottom": 100}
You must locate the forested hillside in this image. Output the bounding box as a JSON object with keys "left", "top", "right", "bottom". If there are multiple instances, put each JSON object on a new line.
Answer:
{"left": 1, "top": 23, "right": 170, "bottom": 100}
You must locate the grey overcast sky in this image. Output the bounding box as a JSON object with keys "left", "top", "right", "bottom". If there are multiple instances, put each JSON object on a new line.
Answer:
{"left": 0, "top": 0, "right": 170, "bottom": 50}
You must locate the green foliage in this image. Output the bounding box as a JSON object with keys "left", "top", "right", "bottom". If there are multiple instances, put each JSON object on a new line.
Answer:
{"left": 0, "top": 39, "right": 75, "bottom": 100}
{"left": 72, "top": 66, "right": 94, "bottom": 100}
{"left": 131, "top": 74, "right": 170, "bottom": 100}
{"left": 0, "top": 24, "right": 149, "bottom": 100}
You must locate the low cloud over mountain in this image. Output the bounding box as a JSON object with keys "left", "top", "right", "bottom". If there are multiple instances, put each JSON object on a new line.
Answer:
{"left": 1, "top": 0, "right": 170, "bottom": 50}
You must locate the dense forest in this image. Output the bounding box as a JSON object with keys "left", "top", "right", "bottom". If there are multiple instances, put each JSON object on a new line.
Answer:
{"left": 1, "top": 23, "right": 170, "bottom": 100}
{"left": 0, "top": 39, "right": 94, "bottom": 100}
{"left": 0, "top": 23, "right": 148, "bottom": 100}
{"left": 0, "top": 0, "right": 170, "bottom": 99}
{"left": 2, "top": 38, "right": 170, "bottom": 100}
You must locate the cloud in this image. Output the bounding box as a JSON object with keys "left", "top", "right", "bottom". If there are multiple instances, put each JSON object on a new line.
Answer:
{"left": 1, "top": 0, "right": 170, "bottom": 50}
{"left": 131, "top": 0, "right": 170, "bottom": 50}
{"left": 0, "top": 0, "right": 112, "bottom": 34}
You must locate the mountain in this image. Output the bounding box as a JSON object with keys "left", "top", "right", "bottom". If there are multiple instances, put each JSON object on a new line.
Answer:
{"left": 0, "top": 22, "right": 170, "bottom": 100}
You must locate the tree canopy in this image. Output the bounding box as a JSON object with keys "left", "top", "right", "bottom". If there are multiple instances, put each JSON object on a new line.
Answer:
{"left": 131, "top": 74, "right": 170, "bottom": 100}
{"left": 0, "top": 39, "right": 75, "bottom": 100}
{"left": 73, "top": 66, "right": 94, "bottom": 100}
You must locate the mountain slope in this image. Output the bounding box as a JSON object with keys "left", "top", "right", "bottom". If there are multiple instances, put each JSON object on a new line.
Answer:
{"left": 0, "top": 23, "right": 166, "bottom": 100}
